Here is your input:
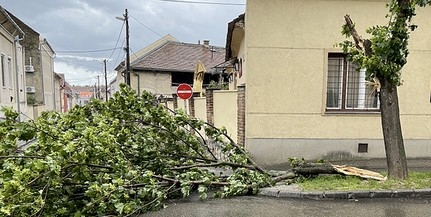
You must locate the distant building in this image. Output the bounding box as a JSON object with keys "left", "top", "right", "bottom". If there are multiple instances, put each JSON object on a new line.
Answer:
{"left": 115, "top": 34, "right": 225, "bottom": 97}
{"left": 73, "top": 85, "right": 94, "bottom": 106}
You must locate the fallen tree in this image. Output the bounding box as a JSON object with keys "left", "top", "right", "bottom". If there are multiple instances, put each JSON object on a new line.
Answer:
{"left": 0, "top": 84, "right": 385, "bottom": 216}
{"left": 0, "top": 84, "right": 275, "bottom": 216}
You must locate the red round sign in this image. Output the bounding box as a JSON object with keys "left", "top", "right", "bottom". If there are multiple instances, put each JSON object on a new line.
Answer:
{"left": 176, "top": 83, "right": 193, "bottom": 100}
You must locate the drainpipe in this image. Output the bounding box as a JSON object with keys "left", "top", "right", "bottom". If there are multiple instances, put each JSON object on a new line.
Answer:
{"left": 39, "top": 47, "right": 45, "bottom": 106}
{"left": 133, "top": 71, "right": 140, "bottom": 95}
{"left": 39, "top": 40, "right": 56, "bottom": 110}
{"left": 14, "top": 35, "right": 24, "bottom": 121}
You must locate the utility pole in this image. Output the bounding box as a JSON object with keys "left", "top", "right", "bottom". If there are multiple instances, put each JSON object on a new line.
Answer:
{"left": 97, "top": 75, "right": 100, "bottom": 100}
{"left": 116, "top": 9, "right": 131, "bottom": 86}
{"left": 125, "top": 9, "right": 131, "bottom": 86}
{"left": 104, "top": 59, "right": 108, "bottom": 102}
{"left": 93, "top": 83, "right": 97, "bottom": 100}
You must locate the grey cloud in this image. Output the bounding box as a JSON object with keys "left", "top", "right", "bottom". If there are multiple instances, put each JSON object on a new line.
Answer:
{"left": 1, "top": 0, "right": 245, "bottom": 84}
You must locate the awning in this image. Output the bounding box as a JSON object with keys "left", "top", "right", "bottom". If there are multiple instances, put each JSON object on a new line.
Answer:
{"left": 192, "top": 61, "right": 206, "bottom": 97}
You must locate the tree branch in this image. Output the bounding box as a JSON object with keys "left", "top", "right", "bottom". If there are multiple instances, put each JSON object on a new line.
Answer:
{"left": 203, "top": 122, "right": 267, "bottom": 174}
{"left": 0, "top": 155, "right": 44, "bottom": 159}
{"left": 272, "top": 172, "right": 296, "bottom": 183}
{"left": 344, "top": 14, "right": 372, "bottom": 56}
{"left": 172, "top": 162, "right": 256, "bottom": 171}
{"left": 69, "top": 162, "right": 113, "bottom": 170}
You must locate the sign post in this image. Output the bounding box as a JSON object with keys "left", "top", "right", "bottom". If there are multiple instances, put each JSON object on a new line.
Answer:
{"left": 176, "top": 83, "right": 193, "bottom": 114}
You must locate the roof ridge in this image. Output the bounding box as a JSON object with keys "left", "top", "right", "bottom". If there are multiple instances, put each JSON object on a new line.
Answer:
{"left": 131, "top": 41, "right": 224, "bottom": 67}
{"left": 170, "top": 41, "right": 225, "bottom": 49}
{"left": 130, "top": 40, "right": 173, "bottom": 65}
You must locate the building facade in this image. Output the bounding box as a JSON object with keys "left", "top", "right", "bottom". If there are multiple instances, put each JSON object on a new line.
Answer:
{"left": 240, "top": 0, "right": 431, "bottom": 165}
{"left": 8, "top": 11, "right": 57, "bottom": 111}
{"left": 0, "top": 6, "right": 26, "bottom": 119}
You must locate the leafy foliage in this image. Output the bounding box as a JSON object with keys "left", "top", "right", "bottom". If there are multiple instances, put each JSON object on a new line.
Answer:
{"left": 0, "top": 84, "right": 272, "bottom": 216}
{"left": 339, "top": 0, "right": 431, "bottom": 85}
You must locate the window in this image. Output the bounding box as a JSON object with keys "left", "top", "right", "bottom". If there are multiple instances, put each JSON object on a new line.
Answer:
{"left": 1, "top": 54, "right": 5, "bottom": 87}
{"left": 326, "top": 53, "right": 379, "bottom": 112}
{"left": 7, "top": 57, "right": 12, "bottom": 88}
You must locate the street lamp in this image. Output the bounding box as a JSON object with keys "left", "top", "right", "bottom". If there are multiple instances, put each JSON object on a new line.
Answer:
{"left": 116, "top": 9, "right": 131, "bottom": 86}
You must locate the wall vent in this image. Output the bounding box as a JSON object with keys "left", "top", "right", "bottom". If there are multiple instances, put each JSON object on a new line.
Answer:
{"left": 26, "top": 86, "right": 36, "bottom": 93}
{"left": 358, "top": 143, "right": 368, "bottom": 153}
{"left": 25, "top": 65, "right": 34, "bottom": 73}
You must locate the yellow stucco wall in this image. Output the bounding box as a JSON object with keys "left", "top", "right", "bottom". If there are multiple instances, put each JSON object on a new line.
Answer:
{"left": 213, "top": 90, "right": 238, "bottom": 143}
{"left": 194, "top": 97, "right": 207, "bottom": 122}
{"left": 245, "top": 0, "right": 431, "bottom": 164}
{"left": 0, "top": 27, "right": 15, "bottom": 108}
{"left": 0, "top": 28, "right": 27, "bottom": 119}
{"left": 131, "top": 71, "right": 172, "bottom": 96}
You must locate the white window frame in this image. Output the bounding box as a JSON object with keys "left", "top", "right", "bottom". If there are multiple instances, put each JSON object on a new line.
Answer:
{"left": 326, "top": 53, "right": 379, "bottom": 112}
{"left": 7, "top": 56, "right": 12, "bottom": 89}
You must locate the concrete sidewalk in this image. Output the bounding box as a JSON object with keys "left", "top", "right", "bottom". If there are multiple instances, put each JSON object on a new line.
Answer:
{"left": 259, "top": 183, "right": 431, "bottom": 200}
{"left": 259, "top": 158, "right": 431, "bottom": 200}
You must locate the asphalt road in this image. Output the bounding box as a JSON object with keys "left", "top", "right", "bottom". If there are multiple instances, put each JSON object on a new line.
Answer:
{"left": 140, "top": 195, "right": 431, "bottom": 217}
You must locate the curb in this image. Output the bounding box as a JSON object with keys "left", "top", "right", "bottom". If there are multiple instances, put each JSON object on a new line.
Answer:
{"left": 259, "top": 185, "right": 431, "bottom": 200}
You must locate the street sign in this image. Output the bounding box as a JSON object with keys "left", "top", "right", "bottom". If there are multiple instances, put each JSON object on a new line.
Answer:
{"left": 176, "top": 83, "right": 193, "bottom": 100}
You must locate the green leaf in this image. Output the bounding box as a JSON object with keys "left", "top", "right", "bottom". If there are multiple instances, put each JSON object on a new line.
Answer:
{"left": 115, "top": 202, "right": 125, "bottom": 214}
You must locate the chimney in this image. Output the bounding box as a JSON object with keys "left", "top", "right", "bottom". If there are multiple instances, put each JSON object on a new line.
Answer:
{"left": 203, "top": 40, "right": 210, "bottom": 47}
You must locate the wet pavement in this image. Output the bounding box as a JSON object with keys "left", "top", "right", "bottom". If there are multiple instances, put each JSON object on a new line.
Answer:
{"left": 139, "top": 158, "right": 431, "bottom": 216}
{"left": 140, "top": 195, "right": 431, "bottom": 217}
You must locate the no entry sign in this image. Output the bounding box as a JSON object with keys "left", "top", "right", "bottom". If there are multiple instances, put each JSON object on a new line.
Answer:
{"left": 176, "top": 83, "right": 193, "bottom": 100}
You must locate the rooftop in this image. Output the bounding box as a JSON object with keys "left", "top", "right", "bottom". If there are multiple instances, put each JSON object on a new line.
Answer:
{"left": 131, "top": 41, "right": 225, "bottom": 73}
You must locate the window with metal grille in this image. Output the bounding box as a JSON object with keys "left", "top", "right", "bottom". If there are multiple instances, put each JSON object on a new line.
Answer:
{"left": 326, "top": 53, "right": 379, "bottom": 112}
{"left": 1, "top": 54, "right": 5, "bottom": 87}
{"left": 7, "top": 57, "right": 12, "bottom": 88}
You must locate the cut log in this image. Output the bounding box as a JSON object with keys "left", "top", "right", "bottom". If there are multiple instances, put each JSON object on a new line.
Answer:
{"left": 332, "top": 165, "right": 387, "bottom": 181}
{"left": 290, "top": 163, "right": 387, "bottom": 181}
{"left": 293, "top": 163, "right": 338, "bottom": 175}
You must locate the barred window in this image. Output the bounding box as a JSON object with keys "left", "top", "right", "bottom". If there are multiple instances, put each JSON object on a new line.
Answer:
{"left": 326, "top": 53, "right": 379, "bottom": 112}
{"left": 7, "top": 57, "right": 12, "bottom": 88}
{"left": 1, "top": 54, "right": 4, "bottom": 87}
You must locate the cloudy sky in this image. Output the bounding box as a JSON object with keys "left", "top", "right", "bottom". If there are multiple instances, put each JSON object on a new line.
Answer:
{"left": 0, "top": 0, "right": 245, "bottom": 86}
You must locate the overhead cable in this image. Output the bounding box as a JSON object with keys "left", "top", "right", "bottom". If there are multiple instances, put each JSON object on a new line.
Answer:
{"left": 56, "top": 47, "right": 122, "bottom": 54}
{"left": 129, "top": 14, "right": 163, "bottom": 37}
{"left": 157, "top": 0, "right": 245, "bottom": 5}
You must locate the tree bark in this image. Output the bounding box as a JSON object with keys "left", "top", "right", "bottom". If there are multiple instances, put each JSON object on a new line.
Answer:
{"left": 378, "top": 77, "right": 408, "bottom": 179}
{"left": 293, "top": 163, "right": 338, "bottom": 175}
{"left": 270, "top": 163, "right": 387, "bottom": 182}
{"left": 343, "top": 13, "right": 409, "bottom": 180}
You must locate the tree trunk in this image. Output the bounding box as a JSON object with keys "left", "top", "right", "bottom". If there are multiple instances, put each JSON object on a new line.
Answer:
{"left": 293, "top": 163, "right": 338, "bottom": 175}
{"left": 378, "top": 77, "right": 408, "bottom": 180}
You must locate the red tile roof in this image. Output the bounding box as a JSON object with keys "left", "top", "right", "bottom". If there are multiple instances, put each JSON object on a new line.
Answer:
{"left": 131, "top": 41, "right": 225, "bottom": 73}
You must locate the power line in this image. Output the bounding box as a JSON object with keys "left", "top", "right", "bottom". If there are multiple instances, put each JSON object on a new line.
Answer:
{"left": 57, "top": 60, "right": 104, "bottom": 70}
{"left": 129, "top": 47, "right": 140, "bottom": 60}
{"left": 129, "top": 14, "right": 163, "bottom": 38}
{"left": 109, "top": 40, "right": 126, "bottom": 71}
{"left": 157, "top": 0, "right": 245, "bottom": 5}
{"left": 56, "top": 47, "right": 122, "bottom": 54}
{"left": 108, "top": 21, "right": 125, "bottom": 60}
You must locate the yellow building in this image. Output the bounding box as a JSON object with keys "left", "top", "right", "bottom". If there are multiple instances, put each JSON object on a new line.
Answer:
{"left": 0, "top": 6, "right": 26, "bottom": 119}
{"left": 228, "top": 0, "right": 431, "bottom": 165}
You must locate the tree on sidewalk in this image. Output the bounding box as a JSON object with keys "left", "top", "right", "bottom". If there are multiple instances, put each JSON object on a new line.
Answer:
{"left": 340, "top": 0, "right": 431, "bottom": 180}
{"left": 0, "top": 84, "right": 273, "bottom": 216}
